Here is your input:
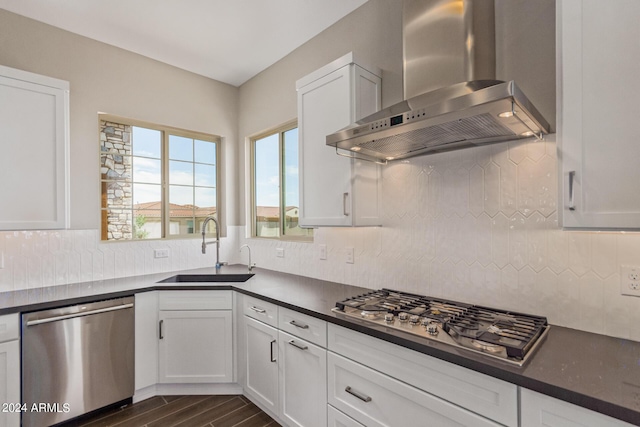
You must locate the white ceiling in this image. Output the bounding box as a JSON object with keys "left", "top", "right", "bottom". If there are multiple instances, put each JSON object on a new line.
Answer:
{"left": 0, "top": 0, "right": 368, "bottom": 86}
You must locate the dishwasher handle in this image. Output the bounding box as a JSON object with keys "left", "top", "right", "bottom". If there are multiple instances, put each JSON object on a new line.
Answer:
{"left": 25, "top": 303, "right": 134, "bottom": 326}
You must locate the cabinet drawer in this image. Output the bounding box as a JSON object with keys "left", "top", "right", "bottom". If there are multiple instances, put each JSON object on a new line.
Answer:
{"left": 279, "top": 307, "right": 327, "bottom": 347}
{"left": 243, "top": 295, "right": 278, "bottom": 327}
{"left": 158, "top": 290, "right": 232, "bottom": 310}
{"left": 520, "top": 388, "right": 634, "bottom": 427}
{"left": 0, "top": 313, "right": 19, "bottom": 343}
{"left": 328, "top": 352, "right": 500, "bottom": 427}
{"left": 328, "top": 405, "right": 365, "bottom": 427}
{"left": 328, "top": 324, "right": 517, "bottom": 427}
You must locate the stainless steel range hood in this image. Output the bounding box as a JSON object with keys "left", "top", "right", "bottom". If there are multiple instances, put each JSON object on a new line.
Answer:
{"left": 326, "top": 0, "right": 551, "bottom": 163}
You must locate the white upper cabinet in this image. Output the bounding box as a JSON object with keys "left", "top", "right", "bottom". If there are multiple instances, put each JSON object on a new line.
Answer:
{"left": 0, "top": 65, "right": 69, "bottom": 230}
{"left": 558, "top": 0, "right": 640, "bottom": 229}
{"left": 297, "top": 52, "right": 382, "bottom": 227}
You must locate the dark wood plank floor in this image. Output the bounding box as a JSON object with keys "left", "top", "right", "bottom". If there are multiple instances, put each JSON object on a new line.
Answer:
{"left": 61, "top": 395, "right": 281, "bottom": 427}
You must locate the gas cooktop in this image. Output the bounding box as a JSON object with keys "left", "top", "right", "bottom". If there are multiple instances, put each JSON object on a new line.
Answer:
{"left": 332, "top": 289, "right": 549, "bottom": 366}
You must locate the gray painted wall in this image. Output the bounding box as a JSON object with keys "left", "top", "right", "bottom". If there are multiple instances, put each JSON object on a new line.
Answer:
{"left": 237, "top": 0, "right": 404, "bottom": 226}
{"left": 237, "top": 0, "right": 556, "bottom": 226}
{"left": 0, "top": 9, "right": 239, "bottom": 230}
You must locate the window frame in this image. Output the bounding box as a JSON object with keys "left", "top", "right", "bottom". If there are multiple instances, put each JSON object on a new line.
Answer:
{"left": 249, "top": 120, "right": 312, "bottom": 242}
{"left": 99, "top": 113, "right": 223, "bottom": 241}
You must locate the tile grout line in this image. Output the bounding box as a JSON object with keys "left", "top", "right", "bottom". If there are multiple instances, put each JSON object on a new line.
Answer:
{"left": 165, "top": 395, "right": 240, "bottom": 427}
{"left": 111, "top": 396, "right": 208, "bottom": 427}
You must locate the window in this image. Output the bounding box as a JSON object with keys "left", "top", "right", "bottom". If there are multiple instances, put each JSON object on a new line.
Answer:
{"left": 100, "top": 115, "right": 220, "bottom": 241}
{"left": 251, "top": 122, "right": 312, "bottom": 240}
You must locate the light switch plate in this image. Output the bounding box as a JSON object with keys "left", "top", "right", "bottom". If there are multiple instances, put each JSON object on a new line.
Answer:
{"left": 620, "top": 265, "right": 640, "bottom": 297}
{"left": 346, "top": 247, "right": 354, "bottom": 264}
{"left": 319, "top": 244, "right": 327, "bottom": 260}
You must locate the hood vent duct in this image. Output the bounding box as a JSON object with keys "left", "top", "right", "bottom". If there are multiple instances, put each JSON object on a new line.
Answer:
{"left": 326, "top": 0, "right": 550, "bottom": 163}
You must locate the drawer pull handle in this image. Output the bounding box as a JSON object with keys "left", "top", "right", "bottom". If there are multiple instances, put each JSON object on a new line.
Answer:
{"left": 250, "top": 306, "right": 266, "bottom": 314}
{"left": 270, "top": 339, "right": 277, "bottom": 362}
{"left": 288, "top": 340, "right": 308, "bottom": 351}
{"left": 289, "top": 320, "right": 309, "bottom": 329}
{"left": 568, "top": 170, "right": 576, "bottom": 211}
{"left": 345, "top": 386, "right": 372, "bottom": 403}
{"left": 343, "top": 193, "right": 350, "bottom": 216}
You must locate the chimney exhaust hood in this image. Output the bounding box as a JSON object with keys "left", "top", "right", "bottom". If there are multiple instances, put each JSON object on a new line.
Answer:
{"left": 326, "top": 0, "right": 551, "bottom": 163}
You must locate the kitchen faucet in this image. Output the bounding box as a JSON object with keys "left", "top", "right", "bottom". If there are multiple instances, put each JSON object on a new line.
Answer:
{"left": 201, "top": 216, "right": 224, "bottom": 270}
{"left": 239, "top": 244, "right": 255, "bottom": 272}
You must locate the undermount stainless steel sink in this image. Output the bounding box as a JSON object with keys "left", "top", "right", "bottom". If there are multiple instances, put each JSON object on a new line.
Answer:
{"left": 158, "top": 273, "right": 254, "bottom": 283}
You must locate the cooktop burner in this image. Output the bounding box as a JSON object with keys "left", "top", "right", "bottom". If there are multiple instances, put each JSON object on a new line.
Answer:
{"left": 333, "top": 289, "right": 549, "bottom": 366}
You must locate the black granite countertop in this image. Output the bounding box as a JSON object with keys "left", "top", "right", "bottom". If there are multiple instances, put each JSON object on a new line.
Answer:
{"left": 1, "top": 265, "right": 639, "bottom": 425}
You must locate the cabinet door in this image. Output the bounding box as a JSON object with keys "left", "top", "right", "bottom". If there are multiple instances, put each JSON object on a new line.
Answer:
{"left": 559, "top": 0, "right": 640, "bottom": 228}
{"left": 0, "top": 65, "right": 69, "bottom": 230}
{"left": 0, "top": 340, "right": 20, "bottom": 427}
{"left": 245, "top": 316, "right": 279, "bottom": 414}
{"left": 520, "top": 388, "right": 634, "bottom": 427}
{"left": 279, "top": 331, "right": 327, "bottom": 427}
{"left": 134, "top": 291, "right": 158, "bottom": 391}
{"left": 298, "top": 65, "right": 353, "bottom": 227}
{"left": 158, "top": 310, "right": 232, "bottom": 383}
{"left": 298, "top": 62, "right": 382, "bottom": 227}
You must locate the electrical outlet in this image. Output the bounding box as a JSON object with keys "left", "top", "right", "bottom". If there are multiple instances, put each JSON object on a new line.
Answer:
{"left": 319, "top": 244, "right": 327, "bottom": 260}
{"left": 620, "top": 265, "right": 640, "bottom": 297}
{"left": 346, "top": 247, "right": 354, "bottom": 264}
{"left": 276, "top": 248, "right": 285, "bottom": 258}
{"left": 154, "top": 249, "right": 169, "bottom": 259}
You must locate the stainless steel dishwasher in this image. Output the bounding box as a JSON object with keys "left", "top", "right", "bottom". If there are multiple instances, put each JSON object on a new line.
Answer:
{"left": 22, "top": 296, "right": 135, "bottom": 427}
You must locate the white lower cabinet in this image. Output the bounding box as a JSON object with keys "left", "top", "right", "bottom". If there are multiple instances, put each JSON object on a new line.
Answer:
{"left": 279, "top": 331, "right": 327, "bottom": 427}
{"left": 328, "top": 405, "right": 365, "bottom": 427}
{"left": 245, "top": 315, "right": 280, "bottom": 414}
{"left": 328, "top": 352, "right": 500, "bottom": 427}
{"left": 328, "top": 324, "right": 517, "bottom": 426}
{"left": 135, "top": 291, "right": 159, "bottom": 392}
{"left": 0, "top": 313, "right": 20, "bottom": 427}
{"left": 240, "top": 297, "right": 328, "bottom": 427}
{"left": 157, "top": 291, "right": 233, "bottom": 384}
{"left": 158, "top": 310, "right": 233, "bottom": 383}
{"left": 520, "top": 388, "right": 634, "bottom": 427}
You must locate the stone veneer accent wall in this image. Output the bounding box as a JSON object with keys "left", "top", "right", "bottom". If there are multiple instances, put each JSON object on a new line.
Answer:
{"left": 100, "top": 120, "right": 133, "bottom": 240}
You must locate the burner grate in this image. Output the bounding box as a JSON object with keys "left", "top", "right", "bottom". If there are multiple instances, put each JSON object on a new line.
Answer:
{"left": 334, "top": 288, "right": 549, "bottom": 364}
{"left": 443, "top": 306, "right": 547, "bottom": 359}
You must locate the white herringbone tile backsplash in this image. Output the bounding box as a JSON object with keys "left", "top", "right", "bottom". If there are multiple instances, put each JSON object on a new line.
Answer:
{"left": 244, "top": 136, "right": 640, "bottom": 341}
{"left": 1, "top": 136, "right": 639, "bottom": 341}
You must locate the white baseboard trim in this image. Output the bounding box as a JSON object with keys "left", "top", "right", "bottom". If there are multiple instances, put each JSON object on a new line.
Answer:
{"left": 133, "top": 385, "right": 158, "bottom": 403}
{"left": 133, "top": 382, "right": 243, "bottom": 403}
